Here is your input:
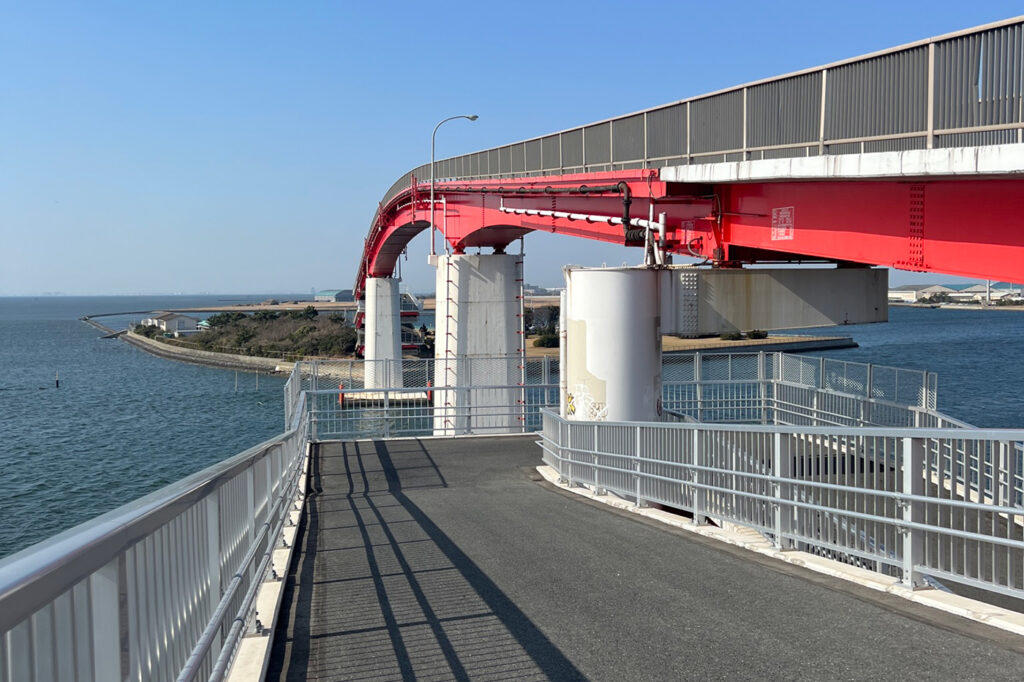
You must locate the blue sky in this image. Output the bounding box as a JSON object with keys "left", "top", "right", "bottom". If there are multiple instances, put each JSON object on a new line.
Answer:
{"left": 2, "top": 2, "right": 1021, "bottom": 295}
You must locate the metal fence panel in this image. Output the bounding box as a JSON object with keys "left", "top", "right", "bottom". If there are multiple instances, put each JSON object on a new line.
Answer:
{"left": 560, "top": 129, "right": 583, "bottom": 168}
{"left": 747, "top": 72, "right": 822, "bottom": 148}
{"left": 612, "top": 113, "right": 644, "bottom": 164}
{"left": 525, "top": 139, "right": 542, "bottom": 172}
{"left": 825, "top": 48, "right": 928, "bottom": 140}
{"left": 584, "top": 122, "right": 611, "bottom": 166}
{"left": 690, "top": 90, "right": 744, "bottom": 155}
{"left": 541, "top": 134, "right": 560, "bottom": 170}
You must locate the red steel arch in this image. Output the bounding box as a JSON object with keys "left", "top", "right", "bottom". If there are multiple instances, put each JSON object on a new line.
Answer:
{"left": 355, "top": 168, "right": 1024, "bottom": 301}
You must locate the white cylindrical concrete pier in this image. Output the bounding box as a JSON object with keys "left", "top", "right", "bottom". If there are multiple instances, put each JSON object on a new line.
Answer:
{"left": 364, "top": 276, "right": 403, "bottom": 389}
{"left": 563, "top": 266, "right": 662, "bottom": 422}
{"left": 433, "top": 253, "right": 521, "bottom": 435}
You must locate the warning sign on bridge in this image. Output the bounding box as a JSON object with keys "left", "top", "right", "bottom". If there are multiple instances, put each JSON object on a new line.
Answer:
{"left": 771, "top": 206, "right": 795, "bottom": 241}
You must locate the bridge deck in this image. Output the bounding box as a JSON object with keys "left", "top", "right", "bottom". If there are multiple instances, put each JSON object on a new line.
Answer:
{"left": 268, "top": 436, "right": 1024, "bottom": 681}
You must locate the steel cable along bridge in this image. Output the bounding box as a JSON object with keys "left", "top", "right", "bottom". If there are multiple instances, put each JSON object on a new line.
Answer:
{"left": 5, "top": 17, "right": 1024, "bottom": 682}
{"left": 358, "top": 16, "right": 1024, "bottom": 300}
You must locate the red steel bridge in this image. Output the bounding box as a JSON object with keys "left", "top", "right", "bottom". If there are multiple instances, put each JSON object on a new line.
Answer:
{"left": 357, "top": 18, "right": 1024, "bottom": 304}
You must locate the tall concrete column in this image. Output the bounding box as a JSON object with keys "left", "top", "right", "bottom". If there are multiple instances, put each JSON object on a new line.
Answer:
{"left": 364, "top": 276, "right": 403, "bottom": 389}
{"left": 563, "top": 266, "right": 662, "bottom": 422}
{"left": 433, "top": 253, "right": 521, "bottom": 435}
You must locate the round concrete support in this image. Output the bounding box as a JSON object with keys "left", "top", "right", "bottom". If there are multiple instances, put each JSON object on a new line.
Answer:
{"left": 364, "top": 276, "right": 403, "bottom": 389}
{"left": 563, "top": 266, "right": 662, "bottom": 422}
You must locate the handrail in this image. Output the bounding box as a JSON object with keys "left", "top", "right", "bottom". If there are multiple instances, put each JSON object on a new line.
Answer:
{"left": 0, "top": 391, "right": 311, "bottom": 680}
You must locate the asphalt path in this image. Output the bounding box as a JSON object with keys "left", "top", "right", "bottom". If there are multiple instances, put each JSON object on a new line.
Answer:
{"left": 268, "top": 435, "right": 1024, "bottom": 681}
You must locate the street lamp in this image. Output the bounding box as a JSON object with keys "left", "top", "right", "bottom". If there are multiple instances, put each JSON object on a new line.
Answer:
{"left": 430, "top": 114, "right": 478, "bottom": 256}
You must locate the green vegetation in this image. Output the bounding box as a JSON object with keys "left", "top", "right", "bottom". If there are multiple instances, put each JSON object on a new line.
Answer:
{"left": 719, "top": 331, "right": 743, "bottom": 341}
{"left": 206, "top": 311, "right": 248, "bottom": 327}
{"left": 134, "top": 324, "right": 162, "bottom": 338}
{"left": 287, "top": 305, "right": 319, "bottom": 320}
{"left": 533, "top": 333, "right": 559, "bottom": 348}
{"left": 746, "top": 329, "right": 768, "bottom": 339}
{"left": 153, "top": 309, "right": 359, "bottom": 359}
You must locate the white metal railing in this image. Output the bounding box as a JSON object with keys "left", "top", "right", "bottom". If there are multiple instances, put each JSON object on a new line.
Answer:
{"left": 0, "top": 350, "right": 1012, "bottom": 679}
{"left": 538, "top": 411, "right": 1024, "bottom": 599}
{"left": 308, "top": 384, "right": 559, "bottom": 440}
{"left": 0, "top": 384, "right": 310, "bottom": 681}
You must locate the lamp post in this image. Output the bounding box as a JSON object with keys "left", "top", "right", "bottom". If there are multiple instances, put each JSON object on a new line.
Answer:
{"left": 430, "top": 114, "right": 478, "bottom": 256}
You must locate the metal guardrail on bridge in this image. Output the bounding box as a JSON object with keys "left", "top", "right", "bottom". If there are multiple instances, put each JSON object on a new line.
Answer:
{"left": 378, "top": 17, "right": 1024, "bottom": 208}
{"left": 538, "top": 412, "right": 1024, "bottom": 599}
{"left": 0, "top": 366, "right": 310, "bottom": 682}
{"left": 2, "top": 352, "right": 1021, "bottom": 679}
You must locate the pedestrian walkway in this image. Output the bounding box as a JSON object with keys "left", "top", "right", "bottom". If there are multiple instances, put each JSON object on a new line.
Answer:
{"left": 268, "top": 436, "right": 1024, "bottom": 681}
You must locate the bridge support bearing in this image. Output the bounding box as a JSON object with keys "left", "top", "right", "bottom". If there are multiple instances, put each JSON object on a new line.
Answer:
{"left": 364, "top": 276, "right": 403, "bottom": 389}
{"left": 433, "top": 253, "right": 521, "bottom": 436}
{"left": 563, "top": 266, "right": 663, "bottom": 423}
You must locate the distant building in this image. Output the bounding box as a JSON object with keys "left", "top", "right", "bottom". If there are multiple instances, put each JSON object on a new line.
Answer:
{"left": 140, "top": 312, "right": 200, "bottom": 333}
{"left": 314, "top": 289, "right": 353, "bottom": 302}
{"left": 949, "top": 283, "right": 1021, "bottom": 302}
{"left": 887, "top": 284, "right": 952, "bottom": 302}
{"left": 197, "top": 319, "right": 211, "bottom": 331}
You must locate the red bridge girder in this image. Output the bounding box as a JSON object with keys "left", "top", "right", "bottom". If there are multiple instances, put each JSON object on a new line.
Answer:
{"left": 355, "top": 169, "right": 1024, "bottom": 301}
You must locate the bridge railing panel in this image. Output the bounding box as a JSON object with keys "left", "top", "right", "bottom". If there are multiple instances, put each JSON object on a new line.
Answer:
{"left": 0, "top": 395, "right": 311, "bottom": 682}
{"left": 539, "top": 411, "right": 1024, "bottom": 599}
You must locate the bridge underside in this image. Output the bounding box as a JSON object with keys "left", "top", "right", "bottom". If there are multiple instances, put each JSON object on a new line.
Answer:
{"left": 267, "top": 437, "right": 1024, "bottom": 681}
{"left": 357, "top": 155, "right": 1024, "bottom": 300}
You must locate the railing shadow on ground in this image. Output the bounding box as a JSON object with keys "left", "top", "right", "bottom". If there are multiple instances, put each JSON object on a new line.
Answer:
{"left": 268, "top": 438, "right": 584, "bottom": 681}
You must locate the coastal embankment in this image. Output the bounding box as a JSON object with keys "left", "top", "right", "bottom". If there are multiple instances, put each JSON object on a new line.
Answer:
{"left": 122, "top": 332, "right": 297, "bottom": 373}
{"left": 116, "top": 328, "right": 856, "bottom": 375}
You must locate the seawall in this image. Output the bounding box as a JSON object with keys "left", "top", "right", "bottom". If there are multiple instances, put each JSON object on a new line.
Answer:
{"left": 121, "top": 332, "right": 296, "bottom": 374}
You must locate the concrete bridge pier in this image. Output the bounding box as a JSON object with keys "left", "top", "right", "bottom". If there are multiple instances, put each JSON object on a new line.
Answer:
{"left": 563, "top": 266, "right": 663, "bottom": 422}
{"left": 433, "top": 252, "right": 523, "bottom": 435}
{"left": 364, "top": 276, "right": 403, "bottom": 389}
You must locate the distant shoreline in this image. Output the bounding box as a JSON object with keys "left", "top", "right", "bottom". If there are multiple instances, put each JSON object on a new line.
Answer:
{"left": 84, "top": 320, "right": 856, "bottom": 375}
{"left": 889, "top": 302, "right": 1024, "bottom": 311}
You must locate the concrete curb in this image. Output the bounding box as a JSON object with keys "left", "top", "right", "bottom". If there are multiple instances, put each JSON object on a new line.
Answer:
{"left": 535, "top": 464, "right": 1024, "bottom": 638}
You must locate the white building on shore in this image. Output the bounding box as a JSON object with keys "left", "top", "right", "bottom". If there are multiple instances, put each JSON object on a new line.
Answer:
{"left": 140, "top": 312, "right": 200, "bottom": 333}
{"left": 887, "top": 284, "right": 953, "bottom": 302}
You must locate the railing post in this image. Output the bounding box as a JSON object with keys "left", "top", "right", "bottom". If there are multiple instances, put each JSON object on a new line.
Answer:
{"left": 593, "top": 423, "right": 604, "bottom": 495}
{"left": 310, "top": 391, "right": 318, "bottom": 442}
{"left": 635, "top": 424, "right": 645, "bottom": 507}
{"left": 901, "top": 436, "right": 925, "bottom": 588}
{"left": 383, "top": 389, "right": 391, "bottom": 439}
{"left": 90, "top": 558, "right": 123, "bottom": 681}
{"left": 863, "top": 364, "right": 873, "bottom": 426}
{"left": 773, "top": 432, "right": 793, "bottom": 549}
{"left": 567, "top": 422, "right": 573, "bottom": 485}
{"left": 692, "top": 429, "right": 706, "bottom": 525}
{"left": 758, "top": 351, "right": 767, "bottom": 424}
{"left": 926, "top": 42, "right": 935, "bottom": 150}
{"left": 998, "top": 441, "right": 1010, "bottom": 507}
{"left": 694, "top": 353, "right": 703, "bottom": 422}
{"left": 205, "top": 494, "right": 223, "bottom": 653}
{"left": 818, "top": 69, "right": 827, "bottom": 155}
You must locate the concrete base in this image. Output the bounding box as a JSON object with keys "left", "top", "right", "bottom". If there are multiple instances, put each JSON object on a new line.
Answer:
{"left": 364, "top": 277, "right": 402, "bottom": 388}
{"left": 660, "top": 266, "right": 888, "bottom": 337}
{"left": 433, "top": 253, "right": 521, "bottom": 435}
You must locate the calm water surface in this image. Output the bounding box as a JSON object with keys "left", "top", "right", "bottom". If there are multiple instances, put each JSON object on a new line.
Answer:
{"left": 0, "top": 295, "right": 301, "bottom": 558}
{"left": 1, "top": 299, "right": 1022, "bottom": 558}
{"left": 797, "top": 306, "right": 1024, "bottom": 428}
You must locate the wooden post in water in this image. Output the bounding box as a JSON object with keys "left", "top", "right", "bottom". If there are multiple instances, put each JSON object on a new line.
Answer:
{"left": 55, "top": 371, "right": 59, "bottom": 389}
